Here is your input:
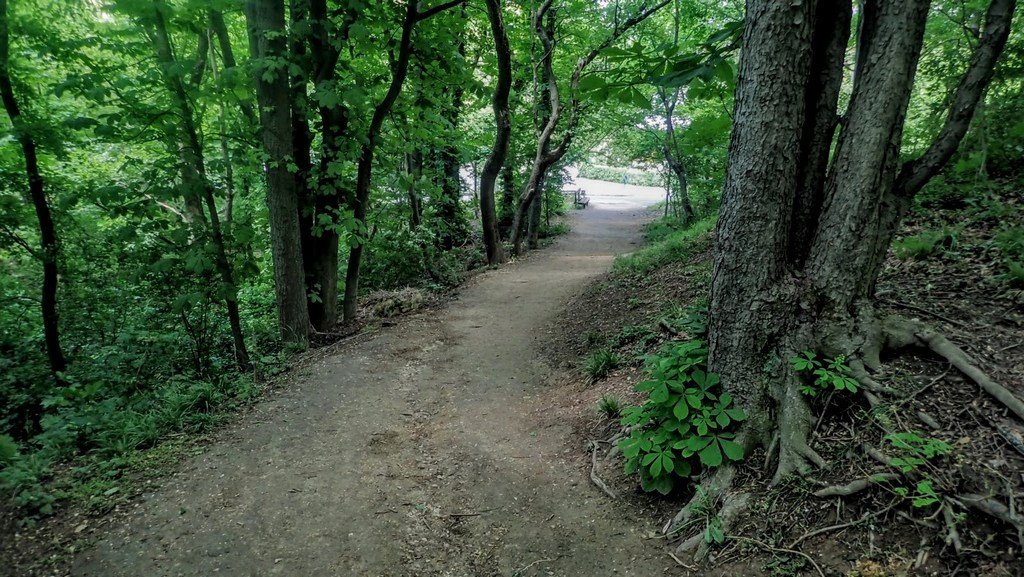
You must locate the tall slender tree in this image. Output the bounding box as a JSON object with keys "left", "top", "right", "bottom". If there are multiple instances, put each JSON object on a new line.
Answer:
{"left": 149, "top": 3, "right": 251, "bottom": 370}
{"left": 0, "top": 0, "right": 66, "bottom": 381}
{"left": 479, "top": 0, "right": 512, "bottom": 264}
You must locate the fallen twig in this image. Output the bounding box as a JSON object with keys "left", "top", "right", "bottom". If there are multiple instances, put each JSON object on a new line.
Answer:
{"left": 667, "top": 551, "right": 694, "bottom": 570}
{"left": 882, "top": 298, "right": 966, "bottom": 328}
{"left": 727, "top": 535, "right": 824, "bottom": 577}
{"left": 589, "top": 440, "right": 617, "bottom": 498}
{"left": 449, "top": 507, "right": 497, "bottom": 518}
{"left": 512, "top": 556, "right": 558, "bottom": 577}
{"left": 942, "top": 501, "right": 963, "bottom": 553}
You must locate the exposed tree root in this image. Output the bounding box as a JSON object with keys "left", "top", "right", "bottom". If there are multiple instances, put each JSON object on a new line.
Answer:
{"left": 663, "top": 465, "right": 736, "bottom": 536}
{"left": 814, "top": 473, "right": 900, "bottom": 497}
{"left": 657, "top": 313, "right": 1024, "bottom": 564}
{"left": 676, "top": 493, "right": 751, "bottom": 561}
{"left": 773, "top": 386, "right": 826, "bottom": 484}
{"left": 913, "top": 328, "right": 1024, "bottom": 422}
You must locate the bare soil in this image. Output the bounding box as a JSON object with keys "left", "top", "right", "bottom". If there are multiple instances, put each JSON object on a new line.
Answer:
{"left": 31, "top": 189, "right": 679, "bottom": 577}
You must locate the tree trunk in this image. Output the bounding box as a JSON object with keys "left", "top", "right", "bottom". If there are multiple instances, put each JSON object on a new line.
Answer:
{"left": 342, "top": 1, "right": 419, "bottom": 321}
{"left": 287, "top": 0, "right": 341, "bottom": 332}
{"left": 244, "top": 0, "right": 310, "bottom": 345}
{"left": 660, "top": 88, "right": 694, "bottom": 225}
{"left": 478, "top": 0, "right": 512, "bottom": 264}
{"left": 152, "top": 3, "right": 251, "bottom": 370}
{"left": 526, "top": 7, "right": 555, "bottom": 250}
{"left": 498, "top": 162, "right": 515, "bottom": 237}
{"left": 436, "top": 10, "right": 469, "bottom": 250}
{"left": 0, "top": 0, "right": 67, "bottom": 381}
{"left": 406, "top": 151, "right": 422, "bottom": 230}
{"left": 705, "top": 0, "right": 1016, "bottom": 488}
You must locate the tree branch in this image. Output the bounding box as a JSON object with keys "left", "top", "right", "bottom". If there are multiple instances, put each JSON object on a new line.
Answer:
{"left": 416, "top": 0, "right": 465, "bottom": 21}
{"left": 895, "top": 0, "right": 1016, "bottom": 198}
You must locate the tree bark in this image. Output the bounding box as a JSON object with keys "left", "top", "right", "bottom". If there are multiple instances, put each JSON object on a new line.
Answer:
{"left": 706, "top": 0, "right": 1016, "bottom": 485}
{"left": 244, "top": 0, "right": 310, "bottom": 345}
{"left": 478, "top": 0, "right": 512, "bottom": 264}
{"left": 0, "top": 0, "right": 67, "bottom": 381}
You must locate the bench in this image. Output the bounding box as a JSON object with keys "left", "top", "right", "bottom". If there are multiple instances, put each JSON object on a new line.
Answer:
{"left": 571, "top": 189, "right": 589, "bottom": 208}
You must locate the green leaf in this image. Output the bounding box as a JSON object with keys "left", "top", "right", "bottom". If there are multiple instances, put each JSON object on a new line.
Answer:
{"left": 650, "top": 456, "right": 663, "bottom": 477}
{"left": 650, "top": 382, "right": 670, "bottom": 403}
{"left": 673, "top": 399, "right": 690, "bottom": 420}
{"left": 662, "top": 453, "right": 675, "bottom": 474}
{"left": 577, "top": 74, "right": 607, "bottom": 92}
{"left": 699, "top": 440, "right": 723, "bottom": 467}
{"left": 719, "top": 438, "right": 744, "bottom": 461}
{"left": 641, "top": 452, "right": 659, "bottom": 466}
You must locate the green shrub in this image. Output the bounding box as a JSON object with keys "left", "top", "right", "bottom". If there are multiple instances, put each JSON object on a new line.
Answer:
{"left": 992, "top": 226, "right": 1024, "bottom": 286}
{"left": 578, "top": 165, "right": 663, "bottom": 187}
{"left": 790, "top": 352, "right": 858, "bottom": 397}
{"left": 618, "top": 340, "right": 746, "bottom": 495}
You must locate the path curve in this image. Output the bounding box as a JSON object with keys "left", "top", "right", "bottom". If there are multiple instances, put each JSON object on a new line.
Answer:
{"left": 72, "top": 184, "right": 672, "bottom": 577}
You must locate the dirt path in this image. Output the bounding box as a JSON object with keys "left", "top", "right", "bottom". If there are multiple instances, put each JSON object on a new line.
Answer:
{"left": 71, "top": 185, "right": 674, "bottom": 577}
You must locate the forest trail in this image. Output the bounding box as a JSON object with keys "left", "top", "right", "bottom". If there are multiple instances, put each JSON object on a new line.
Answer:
{"left": 71, "top": 181, "right": 674, "bottom": 577}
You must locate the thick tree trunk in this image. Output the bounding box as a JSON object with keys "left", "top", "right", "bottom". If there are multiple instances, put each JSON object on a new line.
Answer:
{"left": 706, "top": 0, "right": 1016, "bottom": 487}
{"left": 0, "top": 0, "right": 67, "bottom": 381}
{"left": 287, "top": 0, "right": 342, "bottom": 332}
{"left": 244, "top": 0, "right": 310, "bottom": 345}
{"left": 152, "top": 3, "right": 251, "bottom": 370}
{"left": 478, "top": 0, "right": 512, "bottom": 264}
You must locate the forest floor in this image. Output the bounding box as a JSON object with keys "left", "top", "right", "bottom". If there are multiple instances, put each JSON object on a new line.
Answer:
{"left": 13, "top": 179, "right": 683, "bottom": 577}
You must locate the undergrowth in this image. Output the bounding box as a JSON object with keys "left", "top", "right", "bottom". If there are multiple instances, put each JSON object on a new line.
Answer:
{"left": 613, "top": 214, "right": 716, "bottom": 276}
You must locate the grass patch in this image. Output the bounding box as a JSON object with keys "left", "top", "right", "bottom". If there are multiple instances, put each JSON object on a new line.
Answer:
{"left": 614, "top": 214, "right": 716, "bottom": 276}
{"left": 583, "top": 349, "right": 621, "bottom": 382}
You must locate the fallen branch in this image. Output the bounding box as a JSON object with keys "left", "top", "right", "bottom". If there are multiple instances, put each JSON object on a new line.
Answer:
{"left": 956, "top": 493, "right": 1024, "bottom": 534}
{"left": 942, "top": 501, "right": 963, "bottom": 553}
{"left": 658, "top": 319, "right": 680, "bottom": 336}
{"left": 589, "top": 440, "right": 617, "bottom": 498}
